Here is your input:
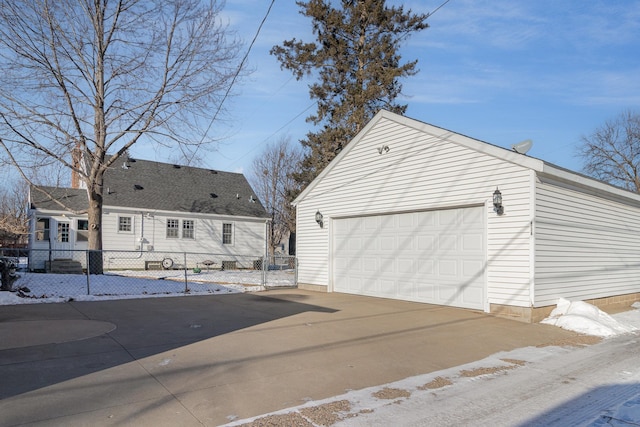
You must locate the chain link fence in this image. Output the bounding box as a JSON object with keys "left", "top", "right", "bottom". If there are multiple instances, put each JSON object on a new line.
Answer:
{"left": 6, "top": 248, "right": 296, "bottom": 299}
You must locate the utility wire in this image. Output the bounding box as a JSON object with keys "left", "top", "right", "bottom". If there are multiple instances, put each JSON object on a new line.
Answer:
{"left": 199, "top": 0, "right": 276, "bottom": 145}
{"left": 218, "top": 0, "right": 454, "bottom": 169}
{"left": 428, "top": 0, "right": 453, "bottom": 18}
{"left": 228, "top": 101, "right": 318, "bottom": 167}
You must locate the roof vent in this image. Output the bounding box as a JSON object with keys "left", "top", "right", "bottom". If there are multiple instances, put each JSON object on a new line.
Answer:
{"left": 134, "top": 184, "right": 144, "bottom": 190}
{"left": 128, "top": 157, "right": 136, "bottom": 163}
{"left": 210, "top": 193, "right": 218, "bottom": 198}
{"left": 173, "top": 164, "right": 181, "bottom": 169}
{"left": 249, "top": 195, "right": 256, "bottom": 203}
{"left": 209, "top": 170, "right": 218, "bottom": 174}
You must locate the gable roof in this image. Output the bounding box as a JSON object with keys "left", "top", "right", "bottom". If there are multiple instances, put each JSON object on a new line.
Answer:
{"left": 294, "top": 109, "right": 640, "bottom": 206}
{"left": 31, "top": 157, "right": 269, "bottom": 219}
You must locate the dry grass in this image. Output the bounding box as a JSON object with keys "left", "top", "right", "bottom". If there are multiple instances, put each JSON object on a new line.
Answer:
{"left": 299, "top": 400, "right": 354, "bottom": 426}
{"left": 459, "top": 358, "right": 526, "bottom": 378}
{"left": 418, "top": 376, "right": 453, "bottom": 390}
{"left": 239, "top": 412, "right": 314, "bottom": 427}
{"left": 537, "top": 334, "right": 602, "bottom": 348}
{"left": 372, "top": 387, "right": 411, "bottom": 400}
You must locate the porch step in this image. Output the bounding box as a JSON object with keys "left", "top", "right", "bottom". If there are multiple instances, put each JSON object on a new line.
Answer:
{"left": 46, "top": 259, "right": 84, "bottom": 274}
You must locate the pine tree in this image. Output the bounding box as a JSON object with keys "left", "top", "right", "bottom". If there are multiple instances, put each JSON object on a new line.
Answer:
{"left": 271, "top": 0, "right": 429, "bottom": 188}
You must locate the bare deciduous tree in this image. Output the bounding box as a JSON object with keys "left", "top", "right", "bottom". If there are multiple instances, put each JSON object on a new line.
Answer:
{"left": 0, "top": 181, "right": 29, "bottom": 247}
{"left": 578, "top": 111, "right": 640, "bottom": 193}
{"left": 0, "top": 0, "right": 244, "bottom": 249}
{"left": 250, "top": 136, "right": 303, "bottom": 257}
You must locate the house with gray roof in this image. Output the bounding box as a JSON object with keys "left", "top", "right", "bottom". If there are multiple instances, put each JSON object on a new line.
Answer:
{"left": 28, "top": 156, "right": 269, "bottom": 271}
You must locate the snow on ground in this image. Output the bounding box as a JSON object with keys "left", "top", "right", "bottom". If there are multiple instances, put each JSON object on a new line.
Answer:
{"left": 0, "top": 269, "right": 295, "bottom": 305}
{"left": 540, "top": 298, "right": 639, "bottom": 337}
{"left": 224, "top": 300, "right": 640, "bottom": 427}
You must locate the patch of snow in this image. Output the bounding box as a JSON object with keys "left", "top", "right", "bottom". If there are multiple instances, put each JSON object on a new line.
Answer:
{"left": 540, "top": 298, "right": 638, "bottom": 337}
{"left": 0, "top": 269, "right": 296, "bottom": 306}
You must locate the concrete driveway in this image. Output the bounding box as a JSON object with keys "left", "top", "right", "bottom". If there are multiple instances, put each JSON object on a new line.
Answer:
{"left": 0, "top": 290, "right": 579, "bottom": 426}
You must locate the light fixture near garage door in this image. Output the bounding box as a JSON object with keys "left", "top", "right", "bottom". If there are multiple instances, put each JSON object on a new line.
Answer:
{"left": 493, "top": 188, "right": 504, "bottom": 215}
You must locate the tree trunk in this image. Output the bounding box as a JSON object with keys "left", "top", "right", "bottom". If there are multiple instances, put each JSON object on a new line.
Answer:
{"left": 87, "top": 169, "right": 104, "bottom": 274}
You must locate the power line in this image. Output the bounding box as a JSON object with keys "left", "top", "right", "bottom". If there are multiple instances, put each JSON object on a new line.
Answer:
{"left": 199, "top": 0, "right": 276, "bottom": 146}
{"left": 219, "top": 0, "right": 454, "bottom": 170}
{"left": 227, "top": 101, "right": 318, "bottom": 168}
{"left": 428, "top": 0, "right": 453, "bottom": 18}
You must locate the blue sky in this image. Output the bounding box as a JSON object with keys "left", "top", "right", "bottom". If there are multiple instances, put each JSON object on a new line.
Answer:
{"left": 134, "top": 0, "right": 640, "bottom": 179}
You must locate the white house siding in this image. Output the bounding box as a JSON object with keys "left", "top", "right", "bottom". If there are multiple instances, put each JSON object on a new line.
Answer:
{"left": 102, "top": 210, "right": 264, "bottom": 254}
{"left": 27, "top": 208, "right": 265, "bottom": 271}
{"left": 534, "top": 179, "right": 640, "bottom": 306}
{"left": 297, "top": 115, "right": 535, "bottom": 309}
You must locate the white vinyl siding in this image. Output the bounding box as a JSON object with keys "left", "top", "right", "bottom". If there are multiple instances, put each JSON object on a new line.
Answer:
{"left": 296, "top": 115, "right": 534, "bottom": 309}
{"left": 101, "top": 211, "right": 265, "bottom": 255}
{"left": 534, "top": 179, "right": 640, "bottom": 307}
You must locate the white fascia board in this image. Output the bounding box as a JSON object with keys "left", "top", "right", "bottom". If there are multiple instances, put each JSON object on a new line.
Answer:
{"left": 540, "top": 163, "right": 640, "bottom": 204}
{"left": 31, "top": 208, "right": 80, "bottom": 216}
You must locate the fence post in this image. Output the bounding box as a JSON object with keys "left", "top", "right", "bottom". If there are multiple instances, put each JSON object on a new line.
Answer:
{"left": 183, "top": 252, "right": 188, "bottom": 293}
{"left": 85, "top": 250, "right": 91, "bottom": 295}
{"left": 262, "top": 256, "right": 266, "bottom": 287}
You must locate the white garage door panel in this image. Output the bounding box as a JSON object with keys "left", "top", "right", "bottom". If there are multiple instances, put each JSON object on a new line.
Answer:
{"left": 333, "top": 207, "right": 485, "bottom": 310}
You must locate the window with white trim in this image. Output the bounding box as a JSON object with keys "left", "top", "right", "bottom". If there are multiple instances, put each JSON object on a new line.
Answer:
{"left": 35, "top": 218, "right": 50, "bottom": 241}
{"left": 166, "top": 219, "right": 179, "bottom": 238}
{"left": 118, "top": 216, "right": 132, "bottom": 233}
{"left": 182, "top": 220, "right": 194, "bottom": 239}
{"left": 222, "top": 223, "right": 233, "bottom": 245}
{"left": 77, "top": 219, "right": 89, "bottom": 242}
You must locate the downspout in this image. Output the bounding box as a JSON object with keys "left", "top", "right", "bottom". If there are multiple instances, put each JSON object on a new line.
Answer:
{"left": 263, "top": 219, "right": 271, "bottom": 287}
{"left": 529, "top": 170, "right": 537, "bottom": 313}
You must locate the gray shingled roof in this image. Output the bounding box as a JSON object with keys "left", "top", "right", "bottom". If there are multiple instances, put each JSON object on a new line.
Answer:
{"left": 30, "top": 187, "right": 88, "bottom": 212}
{"left": 31, "top": 157, "right": 268, "bottom": 219}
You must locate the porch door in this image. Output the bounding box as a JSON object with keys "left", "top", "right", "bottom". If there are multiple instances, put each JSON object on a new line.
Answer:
{"left": 52, "top": 220, "right": 73, "bottom": 259}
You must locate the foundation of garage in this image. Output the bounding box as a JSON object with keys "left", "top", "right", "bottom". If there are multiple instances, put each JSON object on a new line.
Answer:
{"left": 300, "top": 283, "right": 640, "bottom": 324}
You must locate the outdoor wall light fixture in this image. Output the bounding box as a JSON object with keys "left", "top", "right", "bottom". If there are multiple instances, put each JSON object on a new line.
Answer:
{"left": 315, "top": 210, "right": 324, "bottom": 228}
{"left": 493, "top": 188, "right": 504, "bottom": 215}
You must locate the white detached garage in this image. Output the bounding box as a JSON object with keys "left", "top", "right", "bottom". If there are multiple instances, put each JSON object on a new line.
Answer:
{"left": 293, "top": 110, "right": 640, "bottom": 322}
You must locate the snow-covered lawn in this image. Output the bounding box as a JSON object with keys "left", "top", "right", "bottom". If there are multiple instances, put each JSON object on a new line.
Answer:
{"left": 0, "top": 268, "right": 295, "bottom": 305}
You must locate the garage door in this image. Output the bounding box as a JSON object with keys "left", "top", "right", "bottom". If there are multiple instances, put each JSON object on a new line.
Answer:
{"left": 333, "top": 207, "right": 485, "bottom": 310}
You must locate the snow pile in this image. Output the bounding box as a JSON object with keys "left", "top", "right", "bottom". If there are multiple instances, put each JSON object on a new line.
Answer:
{"left": 541, "top": 298, "right": 638, "bottom": 337}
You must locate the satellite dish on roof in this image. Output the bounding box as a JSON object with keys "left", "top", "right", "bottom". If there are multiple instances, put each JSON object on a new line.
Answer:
{"left": 512, "top": 139, "right": 533, "bottom": 155}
